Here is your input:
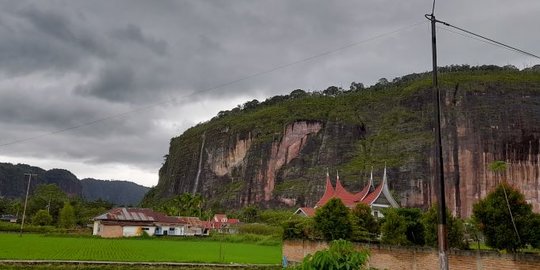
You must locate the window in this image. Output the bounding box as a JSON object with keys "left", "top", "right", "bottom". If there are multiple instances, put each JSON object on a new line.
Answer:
{"left": 142, "top": 227, "right": 149, "bottom": 231}
{"left": 169, "top": 227, "right": 175, "bottom": 231}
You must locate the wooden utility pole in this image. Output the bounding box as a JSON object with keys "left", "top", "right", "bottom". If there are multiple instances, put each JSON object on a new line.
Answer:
{"left": 20, "top": 173, "right": 36, "bottom": 237}
{"left": 426, "top": 11, "right": 449, "bottom": 270}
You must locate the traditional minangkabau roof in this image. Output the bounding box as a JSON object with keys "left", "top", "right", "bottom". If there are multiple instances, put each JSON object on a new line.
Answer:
{"left": 308, "top": 167, "right": 398, "bottom": 210}
{"left": 294, "top": 207, "right": 316, "bottom": 217}
{"left": 315, "top": 171, "right": 336, "bottom": 207}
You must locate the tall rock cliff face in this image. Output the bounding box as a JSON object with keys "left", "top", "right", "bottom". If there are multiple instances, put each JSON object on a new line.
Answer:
{"left": 442, "top": 83, "right": 540, "bottom": 217}
{"left": 147, "top": 70, "right": 540, "bottom": 217}
{"left": 156, "top": 120, "right": 365, "bottom": 208}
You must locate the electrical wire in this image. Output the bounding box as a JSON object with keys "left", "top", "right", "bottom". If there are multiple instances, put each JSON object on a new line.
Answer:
{"left": 432, "top": 18, "right": 540, "bottom": 60}
{"left": 437, "top": 25, "right": 514, "bottom": 53}
{"left": 0, "top": 20, "right": 425, "bottom": 148}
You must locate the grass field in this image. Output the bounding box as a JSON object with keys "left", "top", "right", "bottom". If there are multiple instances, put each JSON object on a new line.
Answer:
{"left": 0, "top": 234, "right": 281, "bottom": 264}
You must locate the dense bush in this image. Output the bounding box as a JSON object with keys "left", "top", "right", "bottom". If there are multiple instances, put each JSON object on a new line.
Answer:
{"left": 238, "top": 223, "right": 283, "bottom": 236}
{"left": 290, "top": 239, "right": 369, "bottom": 270}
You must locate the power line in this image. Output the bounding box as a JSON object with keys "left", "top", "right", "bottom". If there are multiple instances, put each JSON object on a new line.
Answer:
{"left": 0, "top": 20, "right": 425, "bottom": 148}
{"left": 437, "top": 25, "right": 513, "bottom": 53}
{"left": 432, "top": 17, "right": 540, "bottom": 60}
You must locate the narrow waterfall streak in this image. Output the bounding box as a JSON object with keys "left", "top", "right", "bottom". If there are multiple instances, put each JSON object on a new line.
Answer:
{"left": 193, "top": 133, "right": 206, "bottom": 194}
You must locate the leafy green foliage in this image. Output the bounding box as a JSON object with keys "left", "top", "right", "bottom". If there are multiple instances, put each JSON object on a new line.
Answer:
{"left": 156, "top": 193, "right": 204, "bottom": 218}
{"left": 32, "top": 209, "right": 53, "bottom": 226}
{"left": 350, "top": 203, "right": 379, "bottom": 241}
{"left": 282, "top": 218, "right": 321, "bottom": 240}
{"left": 381, "top": 208, "right": 424, "bottom": 245}
{"left": 28, "top": 184, "right": 68, "bottom": 224}
{"left": 58, "top": 202, "right": 76, "bottom": 229}
{"left": 240, "top": 205, "right": 259, "bottom": 223}
{"left": 473, "top": 183, "right": 540, "bottom": 252}
{"left": 292, "top": 239, "right": 369, "bottom": 270}
{"left": 380, "top": 208, "right": 408, "bottom": 245}
{"left": 314, "top": 198, "right": 352, "bottom": 241}
{"left": 238, "top": 223, "right": 282, "bottom": 236}
{"left": 422, "top": 204, "right": 466, "bottom": 249}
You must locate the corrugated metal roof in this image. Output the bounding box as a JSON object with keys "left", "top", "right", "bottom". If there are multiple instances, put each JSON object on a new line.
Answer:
{"left": 95, "top": 208, "right": 172, "bottom": 222}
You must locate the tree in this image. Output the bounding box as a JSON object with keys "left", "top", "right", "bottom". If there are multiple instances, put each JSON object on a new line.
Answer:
{"left": 290, "top": 89, "right": 308, "bottom": 98}
{"left": 314, "top": 198, "right": 352, "bottom": 240}
{"left": 240, "top": 205, "right": 259, "bottom": 223}
{"left": 322, "top": 86, "right": 341, "bottom": 96}
{"left": 422, "top": 204, "right": 466, "bottom": 249}
{"left": 159, "top": 193, "right": 204, "bottom": 217}
{"left": 292, "top": 239, "right": 369, "bottom": 270}
{"left": 381, "top": 208, "right": 424, "bottom": 245}
{"left": 380, "top": 208, "right": 408, "bottom": 245}
{"left": 58, "top": 202, "right": 76, "bottom": 229}
{"left": 32, "top": 209, "right": 53, "bottom": 226}
{"left": 350, "top": 203, "right": 379, "bottom": 241}
{"left": 473, "top": 182, "right": 538, "bottom": 252}
{"left": 351, "top": 203, "right": 379, "bottom": 234}
{"left": 349, "top": 81, "right": 364, "bottom": 91}
{"left": 28, "top": 184, "right": 67, "bottom": 224}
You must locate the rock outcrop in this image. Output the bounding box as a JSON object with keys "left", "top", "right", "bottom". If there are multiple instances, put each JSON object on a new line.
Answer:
{"left": 147, "top": 69, "right": 540, "bottom": 216}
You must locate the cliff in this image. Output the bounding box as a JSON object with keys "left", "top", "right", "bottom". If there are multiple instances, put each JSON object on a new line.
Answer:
{"left": 144, "top": 68, "right": 540, "bottom": 217}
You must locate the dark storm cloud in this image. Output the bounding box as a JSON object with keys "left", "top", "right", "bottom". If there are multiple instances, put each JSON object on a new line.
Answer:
{"left": 112, "top": 24, "right": 168, "bottom": 56}
{"left": 0, "top": 0, "right": 538, "bottom": 185}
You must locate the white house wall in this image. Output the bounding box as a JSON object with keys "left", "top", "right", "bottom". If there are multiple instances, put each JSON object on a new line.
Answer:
{"left": 123, "top": 226, "right": 142, "bottom": 237}
{"left": 92, "top": 221, "right": 100, "bottom": 235}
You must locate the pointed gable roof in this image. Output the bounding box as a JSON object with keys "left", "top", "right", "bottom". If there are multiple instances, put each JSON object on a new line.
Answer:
{"left": 315, "top": 171, "right": 335, "bottom": 207}
{"left": 361, "top": 166, "right": 399, "bottom": 207}
{"left": 334, "top": 171, "right": 358, "bottom": 206}
{"left": 294, "top": 207, "right": 316, "bottom": 217}
{"left": 352, "top": 168, "right": 373, "bottom": 202}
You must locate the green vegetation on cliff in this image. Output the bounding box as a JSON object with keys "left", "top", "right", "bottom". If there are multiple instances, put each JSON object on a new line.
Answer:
{"left": 146, "top": 66, "right": 540, "bottom": 210}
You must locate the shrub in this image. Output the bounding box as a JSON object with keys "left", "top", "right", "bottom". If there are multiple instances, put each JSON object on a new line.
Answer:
{"left": 291, "top": 239, "right": 369, "bottom": 270}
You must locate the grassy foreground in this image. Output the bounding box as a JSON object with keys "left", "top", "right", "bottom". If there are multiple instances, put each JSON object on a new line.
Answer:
{"left": 0, "top": 234, "right": 281, "bottom": 264}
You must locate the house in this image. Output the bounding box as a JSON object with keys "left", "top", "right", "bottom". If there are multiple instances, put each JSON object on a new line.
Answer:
{"left": 294, "top": 167, "right": 399, "bottom": 218}
{"left": 204, "top": 214, "right": 240, "bottom": 234}
{"left": 0, "top": 214, "right": 17, "bottom": 223}
{"left": 93, "top": 208, "right": 208, "bottom": 238}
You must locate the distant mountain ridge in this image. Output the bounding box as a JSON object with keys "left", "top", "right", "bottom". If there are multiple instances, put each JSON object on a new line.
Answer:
{"left": 81, "top": 178, "right": 150, "bottom": 206}
{"left": 0, "top": 162, "right": 149, "bottom": 206}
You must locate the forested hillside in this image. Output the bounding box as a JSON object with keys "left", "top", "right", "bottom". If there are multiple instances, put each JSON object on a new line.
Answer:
{"left": 0, "top": 163, "right": 148, "bottom": 206}
{"left": 143, "top": 66, "right": 540, "bottom": 218}
{"left": 81, "top": 178, "right": 149, "bottom": 206}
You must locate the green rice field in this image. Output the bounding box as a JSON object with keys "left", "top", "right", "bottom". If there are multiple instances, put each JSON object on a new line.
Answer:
{"left": 0, "top": 234, "right": 281, "bottom": 264}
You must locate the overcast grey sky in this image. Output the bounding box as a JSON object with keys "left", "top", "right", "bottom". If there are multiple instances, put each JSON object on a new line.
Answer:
{"left": 0, "top": 0, "right": 538, "bottom": 187}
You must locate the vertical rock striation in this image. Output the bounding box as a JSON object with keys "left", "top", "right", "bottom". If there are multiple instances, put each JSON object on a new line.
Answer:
{"left": 149, "top": 73, "right": 540, "bottom": 217}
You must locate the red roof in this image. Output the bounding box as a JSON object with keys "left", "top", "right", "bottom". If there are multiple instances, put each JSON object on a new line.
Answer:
{"left": 313, "top": 169, "right": 388, "bottom": 209}
{"left": 315, "top": 172, "right": 335, "bottom": 207}
{"left": 362, "top": 180, "right": 384, "bottom": 205}
{"left": 298, "top": 207, "right": 316, "bottom": 217}
{"left": 335, "top": 178, "right": 360, "bottom": 206}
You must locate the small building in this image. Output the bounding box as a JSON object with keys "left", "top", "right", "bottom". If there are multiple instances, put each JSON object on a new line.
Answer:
{"left": 295, "top": 167, "right": 399, "bottom": 218}
{"left": 205, "top": 214, "right": 240, "bottom": 234}
{"left": 0, "top": 214, "right": 17, "bottom": 223}
{"left": 93, "top": 208, "right": 208, "bottom": 238}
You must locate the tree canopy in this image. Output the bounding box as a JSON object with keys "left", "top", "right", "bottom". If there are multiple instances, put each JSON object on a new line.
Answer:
{"left": 314, "top": 198, "right": 352, "bottom": 241}
{"left": 473, "top": 183, "right": 540, "bottom": 252}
